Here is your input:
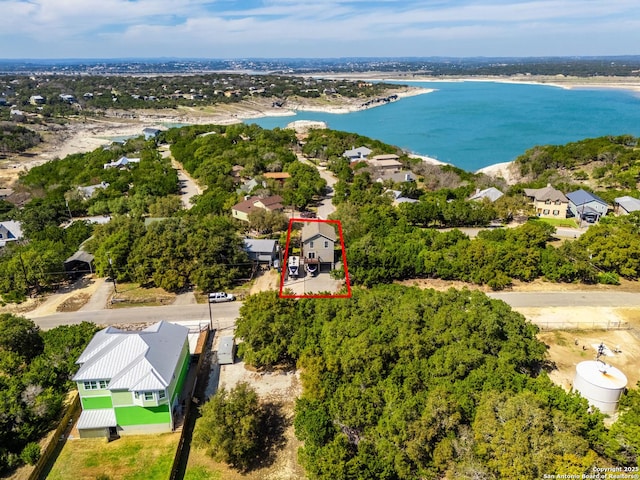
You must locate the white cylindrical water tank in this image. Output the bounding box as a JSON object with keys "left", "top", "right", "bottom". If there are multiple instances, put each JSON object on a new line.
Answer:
{"left": 573, "top": 361, "right": 627, "bottom": 414}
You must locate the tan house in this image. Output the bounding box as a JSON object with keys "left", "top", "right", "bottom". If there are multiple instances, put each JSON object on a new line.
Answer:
{"left": 301, "top": 222, "right": 337, "bottom": 273}
{"left": 524, "top": 184, "right": 569, "bottom": 218}
{"left": 367, "top": 154, "right": 402, "bottom": 172}
{"left": 263, "top": 172, "right": 291, "bottom": 186}
{"left": 231, "top": 195, "right": 284, "bottom": 222}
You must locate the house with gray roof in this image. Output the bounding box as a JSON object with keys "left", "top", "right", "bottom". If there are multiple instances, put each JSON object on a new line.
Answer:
{"left": 73, "top": 321, "right": 190, "bottom": 438}
{"left": 78, "top": 182, "right": 109, "bottom": 199}
{"left": 143, "top": 127, "right": 162, "bottom": 140}
{"left": 0, "top": 220, "right": 23, "bottom": 247}
{"left": 343, "top": 146, "right": 372, "bottom": 162}
{"left": 103, "top": 156, "right": 141, "bottom": 169}
{"left": 301, "top": 221, "right": 337, "bottom": 273}
{"left": 566, "top": 189, "right": 609, "bottom": 223}
{"left": 614, "top": 196, "right": 640, "bottom": 215}
{"left": 469, "top": 187, "right": 504, "bottom": 203}
{"left": 243, "top": 238, "right": 279, "bottom": 267}
{"left": 376, "top": 170, "right": 417, "bottom": 184}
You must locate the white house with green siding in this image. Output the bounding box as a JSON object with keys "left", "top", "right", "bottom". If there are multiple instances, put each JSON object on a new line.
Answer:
{"left": 73, "top": 321, "right": 190, "bottom": 439}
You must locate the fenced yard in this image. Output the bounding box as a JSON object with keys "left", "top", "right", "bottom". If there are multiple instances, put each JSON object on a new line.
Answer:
{"left": 46, "top": 433, "right": 181, "bottom": 480}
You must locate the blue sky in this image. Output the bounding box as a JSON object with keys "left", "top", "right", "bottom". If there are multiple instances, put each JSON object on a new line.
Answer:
{"left": 1, "top": 0, "right": 639, "bottom": 59}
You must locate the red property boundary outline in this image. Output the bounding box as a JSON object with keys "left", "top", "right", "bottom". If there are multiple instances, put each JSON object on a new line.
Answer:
{"left": 279, "top": 218, "right": 352, "bottom": 299}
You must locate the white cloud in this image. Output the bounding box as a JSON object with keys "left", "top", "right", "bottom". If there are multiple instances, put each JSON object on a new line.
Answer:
{"left": 1, "top": 0, "right": 639, "bottom": 57}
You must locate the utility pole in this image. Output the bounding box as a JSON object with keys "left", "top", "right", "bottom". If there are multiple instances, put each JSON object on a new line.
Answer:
{"left": 207, "top": 294, "right": 213, "bottom": 331}
{"left": 108, "top": 255, "right": 118, "bottom": 294}
{"left": 65, "top": 198, "right": 73, "bottom": 222}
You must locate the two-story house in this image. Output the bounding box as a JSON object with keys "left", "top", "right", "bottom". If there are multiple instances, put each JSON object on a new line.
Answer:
{"left": 566, "top": 189, "right": 609, "bottom": 223}
{"left": 301, "top": 222, "right": 337, "bottom": 274}
{"left": 231, "top": 195, "right": 284, "bottom": 222}
{"left": 523, "top": 184, "right": 569, "bottom": 219}
{"left": 73, "top": 321, "right": 190, "bottom": 439}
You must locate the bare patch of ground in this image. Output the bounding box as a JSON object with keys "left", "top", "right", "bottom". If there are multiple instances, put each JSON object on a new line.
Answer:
{"left": 187, "top": 362, "right": 305, "bottom": 480}
{"left": 395, "top": 277, "right": 640, "bottom": 293}
{"left": 56, "top": 293, "right": 92, "bottom": 312}
{"left": 538, "top": 329, "right": 640, "bottom": 392}
{"left": 516, "top": 306, "right": 634, "bottom": 330}
{"left": 249, "top": 270, "right": 281, "bottom": 295}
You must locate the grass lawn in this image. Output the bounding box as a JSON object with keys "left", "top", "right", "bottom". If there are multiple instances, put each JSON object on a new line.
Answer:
{"left": 47, "top": 433, "right": 180, "bottom": 480}
{"left": 530, "top": 217, "right": 580, "bottom": 228}
{"left": 111, "top": 282, "right": 176, "bottom": 308}
{"left": 183, "top": 449, "right": 224, "bottom": 480}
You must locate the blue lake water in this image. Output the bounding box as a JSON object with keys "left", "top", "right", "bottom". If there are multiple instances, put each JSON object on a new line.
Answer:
{"left": 246, "top": 81, "right": 640, "bottom": 171}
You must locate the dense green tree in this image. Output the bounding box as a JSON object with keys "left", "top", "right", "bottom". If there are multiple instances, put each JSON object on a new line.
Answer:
{"left": 236, "top": 285, "right": 607, "bottom": 479}
{"left": 0, "top": 314, "right": 43, "bottom": 361}
{"left": 0, "top": 319, "right": 95, "bottom": 475}
{"left": 193, "top": 382, "right": 262, "bottom": 471}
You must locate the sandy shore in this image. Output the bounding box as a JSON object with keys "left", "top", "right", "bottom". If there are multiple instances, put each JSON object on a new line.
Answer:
{"left": 318, "top": 72, "right": 640, "bottom": 94}
{"left": 408, "top": 153, "right": 447, "bottom": 166}
{"left": 476, "top": 161, "right": 519, "bottom": 184}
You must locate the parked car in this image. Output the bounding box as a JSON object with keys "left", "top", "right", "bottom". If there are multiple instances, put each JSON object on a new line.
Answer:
{"left": 208, "top": 292, "right": 235, "bottom": 303}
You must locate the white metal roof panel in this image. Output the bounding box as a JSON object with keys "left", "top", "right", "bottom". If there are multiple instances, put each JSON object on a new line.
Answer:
{"left": 77, "top": 408, "right": 117, "bottom": 429}
{"left": 73, "top": 321, "right": 188, "bottom": 392}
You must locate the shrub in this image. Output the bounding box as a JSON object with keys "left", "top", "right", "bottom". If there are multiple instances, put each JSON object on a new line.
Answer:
{"left": 598, "top": 272, "right": 620, "bottom": 285}
{"left": 20, "top": 442, "right": 40, "bottom": 465}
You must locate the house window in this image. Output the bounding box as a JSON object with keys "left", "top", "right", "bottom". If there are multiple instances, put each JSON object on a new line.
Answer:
{"left": 144, "top": 392, "right": 154, "bottom": 401}
{"left": 159, "top": 390, "right": 166, "bottom": 400}
{"left": 543, "top": 209, "right": 550, "bottom": 215}
{"left": 324, "top": 241, "right": 329, "bottom": 248}
{"left": 134, "top": 392, "right": 140, "bottom": 399}
{"left": 309, "top": 241, "right": 314, "bottom": 248}
{"left": 545, "top": 200, "right": 551, "bottom": 205}
{"left": 553, "top": 210, "right": 560, "bottom": 216}
{"left": 308, "top": 252, "right": 315, "bottom": 259}
{"left": 99, "top": 380, "right": 109, "bottom": 389}
{"left": 84, "top": 381, "right": 98, "bottom": 390}
{"left": 555, "top": 200, "right": 561, "bottom": 205}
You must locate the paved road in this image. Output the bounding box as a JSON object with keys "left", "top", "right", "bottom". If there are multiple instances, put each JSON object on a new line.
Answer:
{"left": 315, "top": 166, "right": 338, "bottom": 220}
{"left": 28, "top": 301, "right": 242, "bottom": 330}
{"left": 160, "top": 146, "right": 202, "bottom": 209}
{"left": 297, "top": 154, "right": 338, "bottom": 220}
{"left": 488, "top": 291, "right": 640, "bottom": 308}
{"left": 26, "top": 290, "right": 640, "bottom": 330}
{"left": 555, "top": 227, "right": 586, "bottom": 238}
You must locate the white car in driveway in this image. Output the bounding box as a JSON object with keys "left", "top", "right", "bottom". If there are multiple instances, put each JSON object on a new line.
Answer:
{"left": 208, "top": 292, "right": 236, "bottom": 303}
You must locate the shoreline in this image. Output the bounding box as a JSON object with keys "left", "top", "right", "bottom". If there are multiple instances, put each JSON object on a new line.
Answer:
{"left": 14, "top": 85, "right": 436, "bottom": 167}
{"left": 321, "top": 72, "right": 640, "bottom": 94}
{"left": 4, "top": 75, "right": 638, "bottom": 186}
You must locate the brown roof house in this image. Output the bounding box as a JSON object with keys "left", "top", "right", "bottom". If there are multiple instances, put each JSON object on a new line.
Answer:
{"left": 262, "top": 172, "right": 291, "bottom": 186}
{"left": 231, "top": 195, "right": 284, "bottom": 222}
{"left": 367, "top": 154, "right": 403, "bottom": 173}
{"left": 524, "top": 184, "right": 569, "bottom": 219}
{"left": 301, "top": 222, "right": 337, "bottom": 274}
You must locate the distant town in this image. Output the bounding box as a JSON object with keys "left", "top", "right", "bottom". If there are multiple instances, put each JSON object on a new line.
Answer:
{"left": 1, "top": 55, "right": 640, "bottom": 76}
